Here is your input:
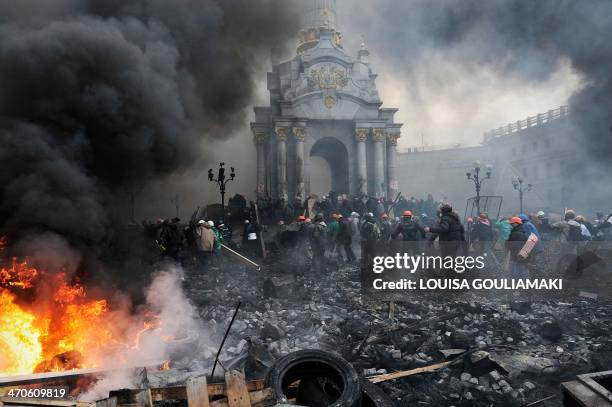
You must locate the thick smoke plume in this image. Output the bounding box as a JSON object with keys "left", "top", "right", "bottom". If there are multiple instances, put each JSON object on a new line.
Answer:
{"left": 341, "top": 0, "right": 612, "bottom": 162}
{"left": 79, "top": 265, "right": 207, "bottom": 401}
{"left": 0, "top": 0, "right": 297, "bottom": 245}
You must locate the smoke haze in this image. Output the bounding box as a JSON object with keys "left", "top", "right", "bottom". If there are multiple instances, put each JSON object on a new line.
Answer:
{"left": 337, "top": 0, "right": 609, "bottom": 149}
{"left": 2, "top": 0, "right": 612, "bottom": 223}
{"left": 0, "top": 0, "right": 297, "bottom": 243}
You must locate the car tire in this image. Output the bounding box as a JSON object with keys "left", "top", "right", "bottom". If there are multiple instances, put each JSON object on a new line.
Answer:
{"left": 265, "top": 349, "right": 362, "bottom": 407}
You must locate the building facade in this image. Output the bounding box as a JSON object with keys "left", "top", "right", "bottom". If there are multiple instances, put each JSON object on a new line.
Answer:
{"left": 396, "top": 106, "right": 576, "bottom": 215}
{"left": 251, "top": 0, "right": 402, "bottom": 202}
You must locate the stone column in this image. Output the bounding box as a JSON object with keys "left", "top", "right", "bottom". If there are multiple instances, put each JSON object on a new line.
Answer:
{"left": 275, "top": 127, "right": 288, "bottom": 200}
{"left": 373, "top": 128, "right": 386, "bottom": 198}
{"left": 293, "top": 127, "right": 306, "bottom": 202}
{"left": 386, "top": 132, "right": 400, "bottom": 199}
{"left": 355, "top": 128, "right": 369, "bottom": 195}
{"left": 253, "top": 132, "right": 267, "bottom": 197}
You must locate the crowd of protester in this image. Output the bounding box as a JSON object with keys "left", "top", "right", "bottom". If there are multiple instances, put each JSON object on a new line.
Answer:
{"left": 135, "top": 190, "right": 612, "bottom": 281}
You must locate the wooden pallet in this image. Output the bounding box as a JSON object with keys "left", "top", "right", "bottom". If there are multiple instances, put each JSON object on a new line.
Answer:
{"left": 0, "top": 371, "right": 276, "bottom": 407}
{"left": 96, "top": 371, "right": 274, "bottom": 407}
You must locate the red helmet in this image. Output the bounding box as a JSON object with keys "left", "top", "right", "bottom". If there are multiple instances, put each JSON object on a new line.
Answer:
{"left": 403, "top": 210, "right": 413, "bottom": 217}
{"left": 297, "top": 215, "right": 306, "bottom": 221}
{"left": 509, "top": 216, "right": 523, "bottom": 225}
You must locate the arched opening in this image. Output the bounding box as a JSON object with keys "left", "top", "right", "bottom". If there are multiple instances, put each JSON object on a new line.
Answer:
{"left": 309, "top": 156, "right": 332, "bottom": 196}
{"left": 310, "top": 137, "right": 349, "bottom": 195}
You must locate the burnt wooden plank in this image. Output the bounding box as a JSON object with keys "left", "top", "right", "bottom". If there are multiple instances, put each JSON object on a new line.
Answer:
{"left": 224, "top": 371, "right": 250, "bottom": 407}
{"left": 186, "top": 376, "right": 210, "bottom": 407}
{"left": 562, "top": 380, "right": 612, "bottom": 407}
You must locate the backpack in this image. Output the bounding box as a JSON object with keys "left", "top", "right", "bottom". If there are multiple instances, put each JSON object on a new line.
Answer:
{"left": 567, "top": 222, "right": 583, "bottom": 241}
{"left": 313, "top": 223, "right": 326, "bottom": 240}
{"left": 362, "top": 221, "right": 381, "bottom": 241}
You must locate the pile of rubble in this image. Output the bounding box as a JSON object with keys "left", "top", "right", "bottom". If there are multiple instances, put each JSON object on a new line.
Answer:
{"left": 181, "top": 260, "right": 612, "bottom": 406}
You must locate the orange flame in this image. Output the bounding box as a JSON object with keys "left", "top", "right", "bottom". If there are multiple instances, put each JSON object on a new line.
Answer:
{"left": 0, "top": 257, "right": 38, "bottom": 288}
{"left": 0, "top": 238, "right": 167, "bottom": 377}
{"left": 0, "top": 289, "right": 43, "bottom": 374}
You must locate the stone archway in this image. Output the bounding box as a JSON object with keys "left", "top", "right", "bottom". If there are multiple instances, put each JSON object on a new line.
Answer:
{"left": 310, "top": 137, "right": 349, "bottom": 195}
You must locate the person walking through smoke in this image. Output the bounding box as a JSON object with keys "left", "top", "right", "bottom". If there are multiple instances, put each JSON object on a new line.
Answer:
{"left": 337, "top": 214, "right": 357, "bottom": 263}
{"left": 425, "top": 204, "right": 466, "bottom": 275}
{"left": 159, "top": 218, "right": 184, "bottom": 262}
{"left": 360, "top": 212, "right": 381, "bottom": 264}
{"left": 506, "top": 216, "right": 529, "bottom": 279}
{"left": 195, "top": 219, "right": 216, "bottom": 269}
{"left": 326, "top": 212, "right": 340, "bottom": 261}
{"left": 309, "top": 215, "right": 327, "bottom": 272}
{"left": 242, "top": 219, "right": 261, "bottom": 258}
{"left": 471, "top": 212, "right": 502, "bottom": 267}
{"left": 392, "top": 210, "right": 426, "bottom": 255}
{"left": 379, "top": 213, "right": 393, "bottom": 241}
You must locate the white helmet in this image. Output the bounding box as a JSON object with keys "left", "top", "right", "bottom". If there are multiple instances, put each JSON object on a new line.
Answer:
{"left": 537, "top": 211, "right": 545, "bottom": 217}
{"left": 198, "top": 220, "right": 205, "bottom": 225}
{"left": 207, "top": 220, "right": 214, "bottom": 227}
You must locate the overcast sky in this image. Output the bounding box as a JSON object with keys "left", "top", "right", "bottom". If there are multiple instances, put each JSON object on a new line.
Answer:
{"left": 336, "top": 1, "right": 585, "bottom": 149}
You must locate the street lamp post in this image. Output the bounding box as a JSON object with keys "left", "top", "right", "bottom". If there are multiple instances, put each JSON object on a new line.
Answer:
{"left": 512, "top": 176, "right": 532, "bottom": 213}
{"left": 208, "top": 162, "right": 235, "bottom": 220}
{"left": 466, "top": 161, "right": 492, "bottom": 214}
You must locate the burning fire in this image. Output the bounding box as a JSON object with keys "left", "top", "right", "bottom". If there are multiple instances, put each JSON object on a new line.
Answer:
{"left": 0, "top": 238, "right": 169, "bottom": 377}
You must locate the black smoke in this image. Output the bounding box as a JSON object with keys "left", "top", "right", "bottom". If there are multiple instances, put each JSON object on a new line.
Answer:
{"left": 0, "top": 1, "right": 298, "bottom": 246}
{"left": 342, "top": 0, "right": 612, "bottom": 208}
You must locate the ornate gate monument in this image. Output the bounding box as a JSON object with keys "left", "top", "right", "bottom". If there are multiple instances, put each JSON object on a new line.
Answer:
{"left": 251, "top": 0, "right": 402, "bottom": 202}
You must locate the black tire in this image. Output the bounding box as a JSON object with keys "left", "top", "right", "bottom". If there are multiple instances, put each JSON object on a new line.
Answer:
{"left": 265, "top": 349, "right": 362, "bottom": 407}
{"left": 360, "top": 379, "right": 396, "bottom": 407}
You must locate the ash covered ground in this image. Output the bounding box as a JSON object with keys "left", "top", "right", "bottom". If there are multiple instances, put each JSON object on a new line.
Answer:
{"left": 173, "top": 257, "right": 612, "bottom": 407}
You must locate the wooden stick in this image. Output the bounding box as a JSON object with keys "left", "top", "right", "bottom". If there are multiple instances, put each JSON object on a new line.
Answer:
{"left": 210, "top": 302, "right": 241, "bottom": 380}
{"left": 368, "top": 345, "right": 515, "bottom": 384}
{"left": 521, "top": 395, "right": 556, "bottom": 407}
{"left": 221, "top": 244, "right": 260, "bottom": 270}
{"left": 368, "top": 360, "right": 453, "bottom": 383}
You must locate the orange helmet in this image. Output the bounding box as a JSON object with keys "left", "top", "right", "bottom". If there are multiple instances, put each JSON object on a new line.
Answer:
{"left": 509, "top": 216, "right": 523, "bottom": 225}
{"left": 403, "top": 210, "right": 413, "bottom": 217}
{"left": 297, "top": 215, "right": 306, "bottom": 221}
